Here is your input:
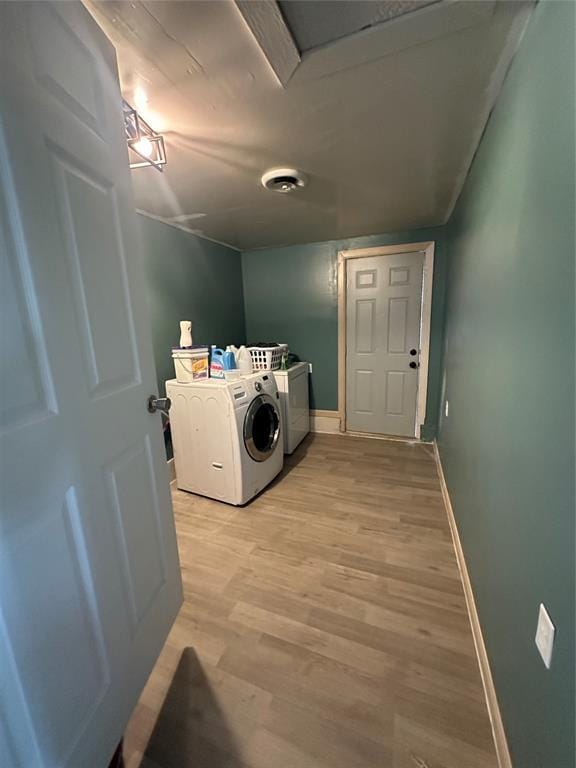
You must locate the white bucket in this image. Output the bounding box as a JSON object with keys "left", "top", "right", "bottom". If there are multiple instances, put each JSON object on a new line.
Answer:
{"left": 172, "top": 348, "right": 209, "bottom": 383}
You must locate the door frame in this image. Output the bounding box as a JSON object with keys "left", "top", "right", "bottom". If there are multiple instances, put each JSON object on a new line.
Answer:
{"left": 337, "top": 241, "right": 435, "bottom": 439}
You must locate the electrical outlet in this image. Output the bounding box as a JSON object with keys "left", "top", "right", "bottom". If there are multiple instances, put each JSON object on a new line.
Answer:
{"left": 445, "top": 400, "right": 449, "bottom": 418}
{"left": 308, "top": 363, "right": 313, "bottom": 373}
{"left": 535, "top": 603, "right": 555, "bottom": 669}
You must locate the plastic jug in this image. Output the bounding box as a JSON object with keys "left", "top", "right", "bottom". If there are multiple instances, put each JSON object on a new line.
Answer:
{"left": 210, "top": 347, "right": 225, "bottom": 378}
{"left": 224, "top": 346, "right": 237, "bottom": 370}
{"left": 237, "top": 345, "right": 253, "bottom": 375}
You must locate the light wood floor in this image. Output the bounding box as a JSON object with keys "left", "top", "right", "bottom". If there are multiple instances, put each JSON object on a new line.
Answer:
{"left": 124, "top": 433, "right": 497, "bottom": 768}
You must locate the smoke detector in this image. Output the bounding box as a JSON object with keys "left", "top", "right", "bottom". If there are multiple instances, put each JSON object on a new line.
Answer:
{"left": 261, "top": 167, "right": 308, "bottom": 193}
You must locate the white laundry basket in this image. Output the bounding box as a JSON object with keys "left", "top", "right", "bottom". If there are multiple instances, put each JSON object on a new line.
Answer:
{"left": 248, "top": 344, "right": 288, "bottom": 371}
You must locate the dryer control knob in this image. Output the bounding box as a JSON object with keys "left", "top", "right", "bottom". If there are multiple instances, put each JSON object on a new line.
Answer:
{"left": 255, "top": 381, "right": 263, "bottom": 392}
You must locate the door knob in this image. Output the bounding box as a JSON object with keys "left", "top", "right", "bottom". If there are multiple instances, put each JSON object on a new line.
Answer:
{"left": 147, "top": 395, "right": 171, "bottom": 415}
{"left": 409, "top": 361, "right": 419, "bottom": 369}
{"left": 410, "top": 348, "right": 418, "bottom": 356}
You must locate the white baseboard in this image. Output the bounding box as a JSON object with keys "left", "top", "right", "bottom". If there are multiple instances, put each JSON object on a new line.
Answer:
{"left": 433, "top": 442, "right": 512, "bottom": 768}
{"left": 167, "top": 457, "right": 176, "bottom": 482}
{"left": 310, "top": 409, "right": 341, "bottom": 434}
{"left": 345, "top": 430, "right": 431, "bottom": 444}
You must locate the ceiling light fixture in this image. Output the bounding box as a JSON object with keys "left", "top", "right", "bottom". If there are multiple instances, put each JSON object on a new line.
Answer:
{"left": 261, "top": 167, "right": 308, "bottom": 193}
{"left": 133, "top": 137, "right": 153, "bottom": 158}
{"left": 123, "top": 100, "right": 167, "bottom": 172}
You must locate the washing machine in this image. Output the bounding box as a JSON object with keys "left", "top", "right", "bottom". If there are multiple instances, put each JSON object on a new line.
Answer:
{"left": 166, "top": 372, "right": 283, "bottom": 505}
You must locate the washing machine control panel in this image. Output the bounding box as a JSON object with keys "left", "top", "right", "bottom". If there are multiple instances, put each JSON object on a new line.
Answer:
{"left": 230, "top": 384, "right": 247, "bottom": 403}
{"left": 229, "top": 373, "right": 278, "bottom": 406}
{"left": 254, "top": 375, "right": 278, "bottom": 398}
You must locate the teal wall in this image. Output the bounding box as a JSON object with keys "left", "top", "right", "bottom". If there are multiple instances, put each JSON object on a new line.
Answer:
{"left": 438, "top": 2, "right": 575, "bottom": 765}
{"left": 242, "top": 228, "right": 447, "bottom": 439}
{"left": 138, "top": 215, "right": 246, "bottom": 397}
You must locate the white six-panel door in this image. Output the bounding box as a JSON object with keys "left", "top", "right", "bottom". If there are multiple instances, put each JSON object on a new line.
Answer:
{"left": 346, "top": 251, "right": 424, "bottom": 437}
{"left": 0, "top": 3, "right": 182, "bottom": 766}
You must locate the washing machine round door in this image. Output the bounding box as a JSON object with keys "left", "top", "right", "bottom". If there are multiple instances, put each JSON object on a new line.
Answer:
{"left": 243, "top": 394, "right": 280, "bottom": 462}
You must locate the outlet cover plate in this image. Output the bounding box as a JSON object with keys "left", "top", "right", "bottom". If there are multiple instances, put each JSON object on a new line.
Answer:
{"left": 535, "top": 602, "right": 555, "bottom": 669}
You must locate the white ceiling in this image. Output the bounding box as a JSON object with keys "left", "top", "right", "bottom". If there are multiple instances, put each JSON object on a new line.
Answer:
{"left": 85, "top": 0, "right": 532, "bottom": 251}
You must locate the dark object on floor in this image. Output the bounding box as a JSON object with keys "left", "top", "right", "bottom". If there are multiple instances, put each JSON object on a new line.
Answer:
{"left": 143, "top": 648, "right": 240, "bottom": 768}
{"left": 108, "top": 740, "right": 124, "bottom": 768}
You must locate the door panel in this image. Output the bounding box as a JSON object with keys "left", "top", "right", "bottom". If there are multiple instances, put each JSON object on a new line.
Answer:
{"left": 386, "top": 371, "right": 406, "bottom": 415}
{"left": 346, "top": 251, "right": 424, "bottom": 436}
{"left": 355, "top": 299, "right": 376, "bottom": 353}
{"left": 388, "top": 297, "right": 409, "bottom": 353}
{"left": 354, "top": 370, "right": 374, "bottom": 414}
{"left": 105, "top": 438, "right": 167, "bottom": 632}
{"left": 28, "top": 2, "right": 106, "bottom": 137}
{"left": 0, "top": 488, "right": 110, "bottom": 766}
{"left": 51, "top": 146, "right": 141, "bottom": 396}
{"left": 0, "top": 179, "right": 58, "bottom": 431}
{"left": 389, "top": 265, "right": 410, "bottom": 285}
{"left": 0, "top": 4, "right": 182, "bottom": 767}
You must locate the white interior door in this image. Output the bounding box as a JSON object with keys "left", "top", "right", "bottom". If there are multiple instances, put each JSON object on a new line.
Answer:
{"left": 0, "top": 4, "right": 182, "bottom": 767}
{"left": 346, "top": 251, "right": 424, "bottom": 437}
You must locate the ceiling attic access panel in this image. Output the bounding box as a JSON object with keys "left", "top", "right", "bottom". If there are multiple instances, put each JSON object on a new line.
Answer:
{"left": 277, "top": 0, "right": 442, "bottom": 53}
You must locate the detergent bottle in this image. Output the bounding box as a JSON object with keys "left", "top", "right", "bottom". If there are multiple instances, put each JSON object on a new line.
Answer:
{"left": 237, "top": 345, "right": 253, "bottom": 375}
{"left": 224, "top": 346, "right": 237, "bottom": 370}
{"left": 210, "top": 346, "right": 225, "bottom": 378}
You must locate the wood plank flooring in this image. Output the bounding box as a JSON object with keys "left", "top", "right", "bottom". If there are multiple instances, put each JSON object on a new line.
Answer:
{"left": 124, "top": 433, "right": 497, "bottom": 768}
